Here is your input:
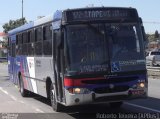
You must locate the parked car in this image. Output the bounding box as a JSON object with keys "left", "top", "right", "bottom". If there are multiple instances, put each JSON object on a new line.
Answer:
{"left": 146, "top": 51, "right": 160, "bottom": 66}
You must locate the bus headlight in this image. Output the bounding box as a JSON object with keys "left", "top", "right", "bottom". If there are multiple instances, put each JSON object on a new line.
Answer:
{"left": 74, "top": 88, "right": 81, "bottom": 94}
{"left": 139, "top": 82, "right": 145, "bottom": 88}
{"left": 132, "top": 82, "right": 146, "bottom": 89}
{"left": 68, "top": 88, "right": 91, "bottom": 94}
{"left": 136, "top": 82, "right": 145, "bottom": 89}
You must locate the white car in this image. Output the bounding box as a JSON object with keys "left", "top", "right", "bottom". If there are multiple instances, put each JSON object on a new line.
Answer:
{"left": 146, "top": 51, "right": 160, "bottom": 66}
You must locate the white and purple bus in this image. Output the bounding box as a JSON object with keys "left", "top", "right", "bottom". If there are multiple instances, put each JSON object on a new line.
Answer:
{"left": 8, "top": 7, "right": 147, "bottom": 112}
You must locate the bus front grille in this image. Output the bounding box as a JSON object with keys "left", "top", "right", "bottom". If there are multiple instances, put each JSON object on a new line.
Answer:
{"left": 94, "top": 85, "right": 129, "bottom": 94}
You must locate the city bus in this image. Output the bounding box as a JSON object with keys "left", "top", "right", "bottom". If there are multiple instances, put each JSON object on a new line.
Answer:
{"left": 8, "top": 7, "right": 148, "bottom": 112}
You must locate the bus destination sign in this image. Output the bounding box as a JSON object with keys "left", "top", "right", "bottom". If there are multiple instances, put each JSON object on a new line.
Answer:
{"left": 64, "top": 8, "right": 138, "bottom": 22}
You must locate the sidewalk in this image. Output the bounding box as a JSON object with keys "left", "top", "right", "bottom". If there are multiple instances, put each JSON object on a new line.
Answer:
{"left": 0, "top": 63, "right": 8, "bottom": 77}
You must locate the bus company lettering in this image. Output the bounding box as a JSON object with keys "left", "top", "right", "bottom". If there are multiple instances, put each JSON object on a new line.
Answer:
{"left": 119, "top": 60, "right": 145, "bottom": 66}
{"left": 72, "top": 10, "right": 128, "bottom": 20}
{"left": 80, "top": 64, "right": 108, "bottom": 73}
{"left": 36, "top": 60, "right": 41, "bottom": 67}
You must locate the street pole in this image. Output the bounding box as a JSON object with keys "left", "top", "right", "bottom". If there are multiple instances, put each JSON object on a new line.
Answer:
{"left": 22, "top": 0, "right": 24, "bottom": 24}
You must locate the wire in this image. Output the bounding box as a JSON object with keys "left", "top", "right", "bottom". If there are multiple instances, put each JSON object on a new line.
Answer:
{"left": 143, "top": 21, "right": 160, "bottom": 24}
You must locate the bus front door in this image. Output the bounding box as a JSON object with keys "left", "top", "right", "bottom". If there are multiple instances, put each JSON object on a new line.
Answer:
{"left": 53, "top": 30, "right": 65, "bottom": 103}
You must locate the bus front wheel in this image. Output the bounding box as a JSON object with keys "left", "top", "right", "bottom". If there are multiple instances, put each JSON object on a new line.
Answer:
{"left": 19, "top": 75, "right": 28, "bottom": 97}
{"left": 50, "top": 84, "right": 63, "bottom": 112}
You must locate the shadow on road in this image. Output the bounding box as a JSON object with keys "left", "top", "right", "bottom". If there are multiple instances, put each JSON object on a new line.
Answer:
{"left": 127, "top": 96, "right": 160, "bottom": 112}
{"left": 30, "top": 95, "right": 160, "bottom": 119}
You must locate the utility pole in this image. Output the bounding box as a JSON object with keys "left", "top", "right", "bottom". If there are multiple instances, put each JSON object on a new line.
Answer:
{"left": 22, "top": 0, "right": 24, "bottom": 24}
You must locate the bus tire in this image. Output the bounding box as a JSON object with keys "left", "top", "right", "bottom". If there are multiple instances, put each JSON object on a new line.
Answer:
{"left": 109, "top": 101, "right": 123, "bottom": 108}
{"left": 50, "top": 84, "right": 63, "bottom": 112}
{"left": 19, "top": 75, "right": 28, "bottom": 97}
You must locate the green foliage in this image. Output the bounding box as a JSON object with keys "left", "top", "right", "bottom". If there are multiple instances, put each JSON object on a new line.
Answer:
{"left": 147, "top": 34, "right": 155, "bottom": 42}
{"left": 2, "top": 18, "right": 27, "bottom": 33}
{"left": 154, "top": 30, "right": 159, "bottom": 39}
{"left": 2, "top": 39, "right": 8, "bottom": 48}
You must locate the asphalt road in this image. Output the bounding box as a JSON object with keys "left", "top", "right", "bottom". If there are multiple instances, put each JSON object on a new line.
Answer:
{"left": 0, "top": 63, "right": 160, "bottom": 119}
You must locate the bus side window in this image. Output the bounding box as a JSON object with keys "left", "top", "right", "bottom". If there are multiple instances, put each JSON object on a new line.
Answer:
{"left": 28, "top": 30, "right": 35, "bottom": 56}
{"left": 43, "top": 24, "right": 52, "bottom": 56}
{"left": 22, "top": 32, "right": 28, "bottom": 55}
{"left": 16, "top": 34, "right": 22, "bottom": 55}
{"left": 35, "top": 27, "right": 42, "bottom": 56}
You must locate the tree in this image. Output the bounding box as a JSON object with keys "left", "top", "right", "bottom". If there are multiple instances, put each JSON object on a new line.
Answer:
{"left": 154, "top": 30, "right": 159, "bottom": 39}
{"left": 2, "top": 18, "right": 27, "bottom": 33}
{"left": 2, "top": 18, "right": 27, "bottom": 48}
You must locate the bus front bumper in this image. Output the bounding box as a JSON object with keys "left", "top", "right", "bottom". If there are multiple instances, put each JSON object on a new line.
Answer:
{"left": 64, "top": 88, "right": 147, "bottom": 106}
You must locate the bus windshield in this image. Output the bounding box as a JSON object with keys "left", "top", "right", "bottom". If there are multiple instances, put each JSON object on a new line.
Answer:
{"left": 107, "top": 24, "right": 144, "bottom": 60}
{"left": 66, "top": 23, "right": 144, "bottom": 73}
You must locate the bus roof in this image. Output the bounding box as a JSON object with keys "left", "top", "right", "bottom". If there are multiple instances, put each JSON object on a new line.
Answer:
{"left": 8, "top": 10, "right": 62, "bottom": 36}
{"left": 63, "top": 7, "right": 137, "bottom": 12}
{"left": 8, "top": 7, "right": 138, "bottom": 36}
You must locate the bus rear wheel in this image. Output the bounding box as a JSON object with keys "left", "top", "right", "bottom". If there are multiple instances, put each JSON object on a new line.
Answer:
{"left": 19, "top": 75, "right": 28, "bottom": 97}
{"left": 50, "top": 84, "right": 63, "bottom": 112}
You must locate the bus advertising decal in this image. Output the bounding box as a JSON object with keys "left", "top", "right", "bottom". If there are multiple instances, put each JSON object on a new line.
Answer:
{"left": 27, "top": 57, "right": 35, "bottom": 78}
{"left": 79, "top": 64, "right": 108, "bottom": 73}
{"left": 27, "top": 57, "right": 38, "bottom": 94}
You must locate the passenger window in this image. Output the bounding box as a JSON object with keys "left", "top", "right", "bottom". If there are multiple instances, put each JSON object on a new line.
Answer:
{"left": 16, "top": 34, "right": 22, "bottom": 55}
{"left": 35, "top": 27, "right": 42, "bottom": 56}
{"left": 28, "top": 30, "right": 35, "bottom": 56}
{"left": 35, "top": 27, "right": 42, "bottom": 41}
{"left": 22, "top": 32, "right": 28, "bottom": 55}
{"left": 22, "top": 32, "right": 28, "bottom": 43}
{"left": 43, "top": 25, "right": 52, "bottom": 56}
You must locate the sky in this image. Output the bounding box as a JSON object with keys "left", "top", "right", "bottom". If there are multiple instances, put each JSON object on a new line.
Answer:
{"left": 0, "top": 0, "right": 160, "bottom": 33}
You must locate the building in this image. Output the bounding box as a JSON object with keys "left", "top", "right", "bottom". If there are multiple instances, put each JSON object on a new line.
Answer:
{"left": 0, "top": 32, "right": 7, "bottom": 57}
{"left": 0, "top": 32, "right": 7, "bottom": 41}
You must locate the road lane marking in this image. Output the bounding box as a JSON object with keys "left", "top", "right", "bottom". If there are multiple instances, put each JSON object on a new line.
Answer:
{"left": 125, "top": 102, "right": 160, "bottom": 113}
{"left": 10, "top": 95, "right": 17, "bottom": 101}
{"left": 35, "top": 108, "right": 44, "bottom": 113}
{"left": 0, "top": 87, "right": 18, "bottom": 101}
{"left": 0, "top": 87, "right": 45, "bottom": 113}
{"left": 0, "top": 87, "right": 9, "bottom": 95}
{"left": 32, "top": 107, "right": 44, "bottom": 113}
{"left": 19, "top": 100, "right": 25, "bottom": 104}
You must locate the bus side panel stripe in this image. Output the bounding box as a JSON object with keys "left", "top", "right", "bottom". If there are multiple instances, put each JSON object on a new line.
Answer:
{"left": 27, "top": 57, "right": 38, "bottom": 94}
